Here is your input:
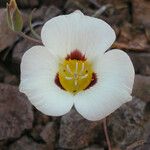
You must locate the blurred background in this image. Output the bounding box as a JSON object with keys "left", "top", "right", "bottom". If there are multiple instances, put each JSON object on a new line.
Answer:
{"left": 0, "top": 0, "right": 150, "bottom": 150}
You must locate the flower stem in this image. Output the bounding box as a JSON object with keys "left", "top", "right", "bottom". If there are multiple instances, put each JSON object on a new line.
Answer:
{"left": 103, "top": 118, "right": 112, "bottom": 150}
{"left": 29, "top": 9, "right": 41, "bottom": 40}
{"left": 16, "top": 31, "right": 43, "bottom": 45}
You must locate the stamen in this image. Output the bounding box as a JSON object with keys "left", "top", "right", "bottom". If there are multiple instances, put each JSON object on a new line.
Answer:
{"left": 74, "top": 73, "right": 78, "bottom": 79}
{"left": 74, "top": 80, "right": 78, "bottom": 86}
{"left": 65, "top": 76, "right": 73, "bottom": 80}
{"left": 66, "top": 64, "right": 72, "bottom": 74}
{"left": 80, "top": 74, "right": 88, "bottom": 79}
{"left": 80, "top": 63, "right": 85, "bottom": 73}
{"left": 75, "top": 62, "right": 78, "bottom": 74}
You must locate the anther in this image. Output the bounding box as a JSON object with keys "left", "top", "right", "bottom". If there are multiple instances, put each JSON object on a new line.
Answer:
{"left": 65, "top": 76, "right": 73, "bottom": 80}
{"left": 75, "top": 62, "right": 78, "bottom": 73}
{"left": 74, "top": 80, "right": 78, "bottom": 86}
{"left": 66, "top": 64, "right": 72, "bottom": 74}
{"left": 80, "top": 74, "right": 88, "bottom": 79}
{"left": 80, "top": 63, "right": 85, "bottom": 73}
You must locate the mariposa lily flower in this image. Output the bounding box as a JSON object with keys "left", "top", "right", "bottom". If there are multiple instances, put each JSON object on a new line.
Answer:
{"left": 20, "top": 10, "right": 135, "bottom": 121}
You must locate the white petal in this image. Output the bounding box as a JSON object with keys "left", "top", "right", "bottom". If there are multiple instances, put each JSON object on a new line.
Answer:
{"left": 95, "top": 49, "right": 135, "bottom": 92}
{"left": 41, "top": 10, "right": 116, "bottom": 59}
{"left": 74, "top": 49, "right": 135, "bottom": 121}
{"left": 20, "top": 46, "right": 74, "bottom": 116}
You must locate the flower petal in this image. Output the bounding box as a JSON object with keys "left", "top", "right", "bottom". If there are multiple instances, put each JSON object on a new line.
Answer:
{"left": 20, "top": 46, "right": 74, "bottom": 116}
{"left": 74, "top": 49, "right": 135, "bottom": 121}
{"left": 41, "top": 10, "right": 116, "bottom": 59}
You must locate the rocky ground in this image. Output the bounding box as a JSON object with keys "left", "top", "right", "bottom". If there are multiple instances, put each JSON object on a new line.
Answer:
{"left": 0, "top": 0, "right": 150, "bottom": 150}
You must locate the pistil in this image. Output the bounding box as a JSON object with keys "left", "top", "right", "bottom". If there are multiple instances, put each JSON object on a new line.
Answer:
{"left": 55, "top": 50, "right": 97, "bottom": 94}
{"left": 58, "top": 59, "right": 93, "bottom": 94}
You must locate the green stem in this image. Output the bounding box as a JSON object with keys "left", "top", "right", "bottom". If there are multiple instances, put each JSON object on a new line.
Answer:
{"left": 29, "top": 9, "right": 41, "bottom": 40}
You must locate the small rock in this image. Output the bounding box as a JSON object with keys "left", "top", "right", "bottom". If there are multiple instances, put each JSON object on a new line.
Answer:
{"left": 59, "top": 108, "right": 102, "bottom": 149}
{"left": 44, "top": 5, "right": 61, "bottom": 22}
{"left": 116, "top": 23, "right": 150, "bottom": 51}
{"left": 30, "top": 110, "right": 51, "bottom": 141}
{"left": 0, "top": 73, "right": 4, "bottom": 82}
{"left": 0, "top": 9, "right": 18, "bottom": 52}
{"left": 4, "top": 75, "right": 19, "bottom": 85}
{"left": 34, "top": 109, "right": 51, "bottom": 126}
{"left": 17, "top": 0, "right": 39, "bottom": 8}
{"left": 30, "top": 125, "right": 44, "bottom": 141}
{"left": 12, "top": 37, "right": 35, "bottom": 66}
{"left": 83, "top": 145, "right": 104, "bottom": 150}
{"left": 40, "top": 122, "right": 56, "bottom": 143}
{"left": 108, "top": 97, "right": 149, "bottom": 150}
{"left": 64, "top": 0, "right": 94, "bottom": 15}
{"left": 8, "top": 136, "right": 52, "bottom": 150}
{"left": 0, "top": 62, "right": 19, "bottom": 85}
{"left": 132, "top": 0, "right": 150, "bottom": 28}
{"left": 133, "top": 75, "right": 150, "bottom": 102}
{"left": 34, "top": 109, "right": 52, "bottom": 126}
{"left": 0, "top": 141, "right": 6, "bottom": 149}
{"left": 132, "top": 128, "right": 150, "bottom": 150}
{"left": 128, "top": 53, "right": 150, "bottom": 75}
{"left": 41, "top": 0, "right": 66, "bottom": 8}
{"left": 0, "top": 63, "right": 7, "bottom": 82}
{"left": 30, "top": 122, "right": 55, "bottom": 149}
{"left": 22, "top": 5, "right": 61, "bottom": 27}
{"left": 95, "top": 0, "right": 130, "bottom": 26}
{"left": 0, "top": 84, "right": 33, "bottom": 140}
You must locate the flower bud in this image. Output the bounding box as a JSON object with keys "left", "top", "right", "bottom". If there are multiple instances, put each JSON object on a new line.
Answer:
{"left": 6, "top": 0, "right": 23, "bottom": 32}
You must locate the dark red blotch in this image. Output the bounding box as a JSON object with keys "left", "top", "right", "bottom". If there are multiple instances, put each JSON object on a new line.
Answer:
{"left": 65, "top": 49, "right": 86, "bottom": 61}
{"left": 55, "top": 73, "right": 64, "bottom": 90}
{"left": 84, "top": 73, "right": 97, "bottom": 90}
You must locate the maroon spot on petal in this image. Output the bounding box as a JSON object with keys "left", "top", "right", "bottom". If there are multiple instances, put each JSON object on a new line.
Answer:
{"left": 84, "top": 73, "right": 97, "bottom": 90}
{"left": 66, "top": 49, "right": 86, "bottom": 61}
{"left": 55, "top": 73, "right": 65, "bottom": 90}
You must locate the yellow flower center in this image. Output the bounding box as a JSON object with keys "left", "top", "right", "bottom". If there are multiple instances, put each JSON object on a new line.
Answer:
{"left": 58, "top": 59, "right": 93, "bottom": 94}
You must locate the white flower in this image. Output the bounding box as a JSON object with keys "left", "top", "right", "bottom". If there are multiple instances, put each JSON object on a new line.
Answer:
{"left": 20, "top": 10, "right": 135, "bottom": 121}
